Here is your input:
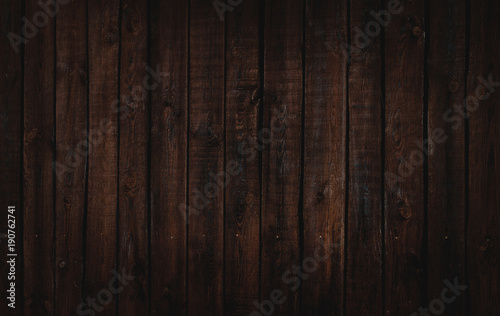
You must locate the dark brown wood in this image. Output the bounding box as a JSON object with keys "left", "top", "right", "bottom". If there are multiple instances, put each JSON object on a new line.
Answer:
{"left": 23, "top": 0, "right": 55, "bottom": 314}
{"left": 3, "top": 1, "right": 500, "bottom": 314}
{"left": 149, "top": 0, "right": 188, "bottom": 314}
{"left": 54, "top": 0, "right": 87, "bottom": 314}
{"left": 118, "top": 0, "right": 149, "bottom": 314}
{"left": 261, "top": 0, "right": 302, "bottom": 314}
{"left": 427, "top": 0, "right": 467, "bottom": 314}
{"left": 224, "top": 0, "right": 261, "bottom": 314}
{"left": 85, "top": 0, "right": 120, "bottom": 315}
{"left": 384, "top": 0, "right": 425, "bottom": 314}
{"left": 303, "top": 0, "right": 347, "bottom": 315}
{"left": 188, "top": 0, "right": 225, "bottom": 314}
{"left": 0, "top": 0, "right": 22, "bottom": 314}
{"left": 346, "top": 0, "right": 384, "bottom": 314}
{"left": 467, "top": 0, "right": 500, "bottom": 314}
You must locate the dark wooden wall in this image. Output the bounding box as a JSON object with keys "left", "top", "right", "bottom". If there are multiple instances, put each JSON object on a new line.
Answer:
{"left": 1, "top": 0, "right": 499, "bottom": 315}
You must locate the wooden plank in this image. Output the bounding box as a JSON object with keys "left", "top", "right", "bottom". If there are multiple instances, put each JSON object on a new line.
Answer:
{"left": 54, "top": 0, "right": 87, "bottom": 314}
{"left": 302, "top": 0, "right": 347, "bottom": 315}
{"left": 384, "top": 0, "right": 425, "bottom": 314}
{"left": 149, "top": 0, "right": 188, "bottom": 314}
{"left": 0, "top": 0, "right": 22, "bottom": 314}
{"left": 85, "top": 0, "right": 120, "bottom": 315}
{"left": 467, "top": 0, "right": 500, "bottom": 314}
{"left": 260, "top": 0, "right": 302, "bottom": 314}
{"left": 23, "top": 0, "right": 55, "bottom": 314}
{"left": 346, "top": 0, "right": 384, "bottom": 314}
{"left": 188, "top": 0, "right": 225, "bottom": 314}
{"left": 224, "top": 0, "right": 261, "bottom": 314}
{"left": 427, "top": 0, "right": 467, "bottom": 314}
{"left": 118, "top": 0, "right": 149, "bottom": 314}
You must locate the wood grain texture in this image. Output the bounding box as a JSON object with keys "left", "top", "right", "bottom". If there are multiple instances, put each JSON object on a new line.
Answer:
{"left": 467, "top": 0, "right": 500, "bottom": 314}
{"left": 188, "top": 0, "right": 225, "bottom": 314}
{"left": 303, "top": 0, "right": 347, "bottom": 314}
{"left": 224, "top": 0, "right": 261, "bottom": 314}
{"left": 346, "top": 0, "right": 384, "bottom": 314}
{"left": 384, "top": 0, "right": 425, "bottom": 314}
{"left": 1, "top": 1, "right": 500, "bottom": 315}
{"left": 261, "top": 0, "right": 302, "bottom": 314}
{"left": 54, "top": 0, "right": 87, "bottom": 314}
{"left": 0, "top": 0, "right": 22, "bottom": 314}
{"left": 149, "top": 0, "right": 188, "bottom": 314}
{"left": 23, "top": 0, "right": 55, "bottom": 314}
{"left": 427, "top": 0, "right": 467, "bottom": 314}
{"left": 118, "top": 0, "right": 149, "bottom": 314}
{"left": 85, "top": 0, "right": 120, "bottom": 315}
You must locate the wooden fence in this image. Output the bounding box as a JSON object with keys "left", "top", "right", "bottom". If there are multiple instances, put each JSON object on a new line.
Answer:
{"left": 0, "top": 0, "right": 499, "bottom": 315}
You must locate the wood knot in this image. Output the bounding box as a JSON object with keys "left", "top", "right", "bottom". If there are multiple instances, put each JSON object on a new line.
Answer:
{"left": 477, "top": 86, "right": 488, "bottom": 100}
{"left": 125, "top": 174, "right": 138, "bottom": 196}
{"left": 480, "top": 237, "right": 493, "bottom": 252}
{"left": 162, "top": 287, "right": 171, "bottom": 298}
{"left": 44, "top": 300, "right": 53, "bottom": 313}
{"left": 412, "top": 26, "right": 423, "bottom": 37}
{"left": 25, "top": 128, "right": 42, "bottom": 143}
{"left": 237, "top": 92, "right": 247, "bottom": 104}
{"left": 251, "top": 86, "right": 262, "bottom": 103}
{"left": 63, "top": 196, "right": 71, "bottom": 209}
{"left": 163, "top": 88, "right": 176, "bottom": 108}
{"left": 316, "top": 191, "right": 325, "bottom": 201}
{"left": 59, "top": 260, "right": 66, "bottom": 269}
{"left": 398, "top": 202, "right": 412, "bottom": 220}
{"left": 105, "top": 28, "right": 120, "bottom": 44}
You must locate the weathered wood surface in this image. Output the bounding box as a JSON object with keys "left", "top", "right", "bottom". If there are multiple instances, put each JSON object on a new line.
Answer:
{"left": 0, "top": 0, "right": 497, "bottom": 315}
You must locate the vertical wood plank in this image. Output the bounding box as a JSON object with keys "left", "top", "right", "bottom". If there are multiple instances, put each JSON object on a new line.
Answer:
{"left": 303, "top": 0, "right": 347, "bottom": 315}
{"left": 188, "top": 0, "right": 225, "bottom": 314}
{"left": 118, "top": 0, "right": 149, "bottom": 314}
{"left": 346, "top": 0, "right": 384, "bottom": 314}
{"left": 427, "top": 0, "right": 467, "bottom": 314}
{"left": 224, "top": 0, "right": 261, "bottom": 314}
{"left": 384, "top": 0, "right": 425, "bottom": 314}
{"left": 467, "top": 0, "right": 500, "bottom": 314}
{"left": 150, "top": 0, "right": 188, "bottom": 314}
{"left": 261, "top": 0, "right": 302, "bottom": 314}
{"left": 23, "top": 0, "right": 55, "bottom": 314}
{"left": 86, "top": 0, "right": 120, "bottom": 314}
{"left": 54, "top": 0, "right": 87, "bottom": 314}
{"left": 0, "top": 0, "right": 22, "bottom": 314}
